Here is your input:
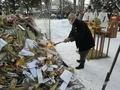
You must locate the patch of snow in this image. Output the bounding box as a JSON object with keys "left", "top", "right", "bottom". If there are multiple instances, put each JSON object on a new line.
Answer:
{"left": 35, "top": 19, "right": 120, "bottom": 90}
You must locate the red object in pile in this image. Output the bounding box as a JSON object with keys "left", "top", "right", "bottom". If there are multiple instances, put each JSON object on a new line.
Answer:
{"left": 111, "top": 16, "right": 118, "bottom": 23}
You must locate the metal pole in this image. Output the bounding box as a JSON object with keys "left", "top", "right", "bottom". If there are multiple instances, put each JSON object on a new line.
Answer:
{"left": 102, "top": 45, "right": 120, "bottom": 90}
{"left": 106, "top": 35, "right": 111, "bottom": 57}
{"left": 48, "top": 0, "right": 51, "bottom": 41}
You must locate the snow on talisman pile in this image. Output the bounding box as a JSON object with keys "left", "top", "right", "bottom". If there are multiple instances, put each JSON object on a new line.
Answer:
{"left": 0, "top": 14, "right": 85, "bottom": 90}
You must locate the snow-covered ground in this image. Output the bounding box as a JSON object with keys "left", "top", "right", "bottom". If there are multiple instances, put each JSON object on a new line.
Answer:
{"left": 35, "top": 19, "right": 120, "bottom": 90}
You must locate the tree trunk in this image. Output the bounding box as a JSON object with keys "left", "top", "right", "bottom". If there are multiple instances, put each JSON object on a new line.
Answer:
{"left": 73, "top": 0, "right": 76, "bottom": 13}
{"left": 5, "top": 0, "right": 9, "bottom": 14}
{"left": 60, "top": 0, "right": 62, "bottom": 12}
{"left": 63, "top": 0, "right": 65, "bottom": 11}
{"left": 78, "top": 0, "right": 84, "bottom": 12}
{"left": 40, "top": 0, "right": 42, "bottom": 14}
{"left": 19, "top": 0, "right": 23, "bottom": 13}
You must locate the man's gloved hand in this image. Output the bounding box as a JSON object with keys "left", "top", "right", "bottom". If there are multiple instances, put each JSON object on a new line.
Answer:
{"left": 64, "top": 38, "right": 70, "bottom": 43}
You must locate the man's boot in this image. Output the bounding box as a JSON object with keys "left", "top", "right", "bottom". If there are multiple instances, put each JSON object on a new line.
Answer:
{"left": 75, "top": 61, "right": 85, "bottom": 69}
{"left": 76, "top": 59, "right": 81, "bottom": 63}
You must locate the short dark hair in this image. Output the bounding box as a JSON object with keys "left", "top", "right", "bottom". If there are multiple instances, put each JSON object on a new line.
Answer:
{"left": 88, "top": 5, "right": 92, "bottom": 9}
{"left": 102, "top": 6, "right": 107, "bottom": 10}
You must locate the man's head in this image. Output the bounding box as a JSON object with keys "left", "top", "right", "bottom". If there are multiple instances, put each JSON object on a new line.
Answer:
{"left": 102, "top": 6, "right": 107, "bottom": 12}
{"left": 68, "top": 13, "right": 77, "bottom": 24}
{"left": 87, "top": 6, "right": 92, "bottom": 13}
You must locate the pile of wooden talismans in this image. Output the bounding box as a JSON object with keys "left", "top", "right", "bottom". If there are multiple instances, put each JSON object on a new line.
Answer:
{"left": 0, "top": 14, "right": 85, "bottom": 90}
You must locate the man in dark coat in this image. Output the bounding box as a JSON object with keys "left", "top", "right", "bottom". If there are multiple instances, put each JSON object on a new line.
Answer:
{"left": 64, "top": 13, "right": 95, "bottom": 69}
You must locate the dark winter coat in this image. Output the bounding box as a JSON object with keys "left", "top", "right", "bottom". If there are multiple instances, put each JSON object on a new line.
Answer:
{"left": 68, "top": 18, "right": 95, "bottom": 52}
